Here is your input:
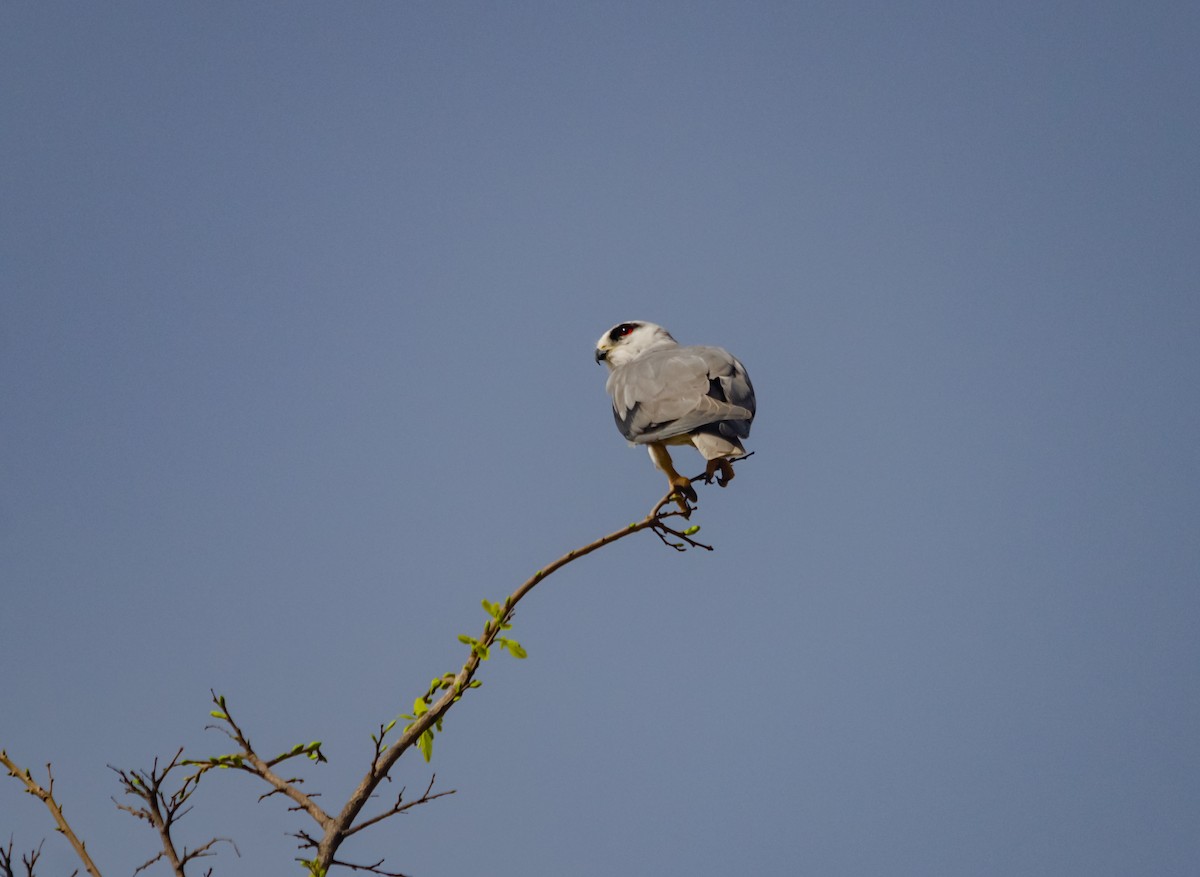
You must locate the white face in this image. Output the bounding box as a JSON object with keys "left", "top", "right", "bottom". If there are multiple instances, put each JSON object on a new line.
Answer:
{"left": 594, "top": 321, "right": 677, "bottom": 368}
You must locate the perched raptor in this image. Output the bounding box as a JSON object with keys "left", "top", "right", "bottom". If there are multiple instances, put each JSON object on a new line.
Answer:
{"left": 595, "top": 321, "right": 756, "bottom": 505}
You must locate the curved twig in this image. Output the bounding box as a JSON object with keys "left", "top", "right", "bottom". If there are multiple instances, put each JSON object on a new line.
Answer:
{"left": 317, "top": 464, "right": 741, "bottom": 870}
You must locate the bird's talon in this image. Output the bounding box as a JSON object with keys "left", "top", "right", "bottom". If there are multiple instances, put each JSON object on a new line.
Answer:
{"left": 713, "top": 459, "right": 736, "bottom": 488}
{"left": 668, "top": 491, "right": 693, "bottom": 516}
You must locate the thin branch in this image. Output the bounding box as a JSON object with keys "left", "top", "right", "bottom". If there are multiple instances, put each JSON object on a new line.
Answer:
{"left": 294, "top": 829, "right": 318, "bottom": 846}
{"left": 0, "top": 752, "right": 103, "bottom": 877}
{"left": 317, "top": 463, "right": 744, "bottom": 870}
{"left": 343, "top": 775, "right": 455, "bottom": 838}
{"left": 111, "top": 748, "right": 239, "bottom": 877}
{"left": 0, "top": 838, "right": 45, "bottom": 877}
{"left": 257, "top": 781, "right": 315, "bottom": 805}
{"left": 324, "top": 856, "right": 412, "bottom": 877}
{"left": 182, "top": 694, "right": 333, "bottom": 833}
{"left": 651, "top": 518, "right": 714, "bottom": 551}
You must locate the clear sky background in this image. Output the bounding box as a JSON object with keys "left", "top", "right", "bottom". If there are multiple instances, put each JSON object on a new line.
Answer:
{"left": 3, "top": 3, "right": 1198, "bottom": 876}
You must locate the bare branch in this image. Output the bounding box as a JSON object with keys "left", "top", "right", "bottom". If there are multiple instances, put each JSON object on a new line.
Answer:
{"left": 0, "top": 839, "right": 13, "bottom": 877}
{"left": 0, "top": 751, "right": 103, "bottom": 877}
{"left": 0, "top": 838, "right": 43, "bottom": 877}
{"left": 291, "top": 829, "right": 321, "bottom": 850}
{"left": 130, "top": 850, "right": 166, "bottom": 876}
{"left": 344, "top": 775, "right": 455, "bottom": 838}
{"left": 651, "top": 518, "right": 715, "bottom": 551}
{"left": 110, "top": 747, "right": 240, "bottom": 877}
{"left": 324, "top": 855, "right": 413, "bottom": 877}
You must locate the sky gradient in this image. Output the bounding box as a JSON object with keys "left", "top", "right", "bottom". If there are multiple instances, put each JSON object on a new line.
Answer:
{"left": 3, "top": 3, "right": 1198, "bottom": 876}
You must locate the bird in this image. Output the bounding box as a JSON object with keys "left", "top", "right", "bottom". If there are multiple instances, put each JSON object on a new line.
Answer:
{"left": 595, "top": 321, "right": 755, "bottom": 507}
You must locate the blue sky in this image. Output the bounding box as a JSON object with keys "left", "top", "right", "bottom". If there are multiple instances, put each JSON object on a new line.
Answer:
{"left": 3, "top": 3, "right": 1198, "bottom": 875}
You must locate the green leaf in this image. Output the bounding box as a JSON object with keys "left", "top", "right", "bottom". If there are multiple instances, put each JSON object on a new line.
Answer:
{"left": 210, "top": 711, "right": 228, "bottom": 720}
{"left": 683, "top": 525, "right": 701, "bottom": 535}
{"left": 417, "top": 729, "right": 434, "bottom": 762}
{"left": 412, "top": 697, "right": 428, "bottom": 716}
{"left": 472, "top": 643, "right": 490, "bottom": 660}
{"left": 495, "top": 637, "right": 528, "bottom": 659}
{"left": 457, "top": 634, "right": 474, "bottom": 645}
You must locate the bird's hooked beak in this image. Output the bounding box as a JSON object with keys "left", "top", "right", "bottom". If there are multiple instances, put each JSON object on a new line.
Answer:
{"left": 594, "top": 347, "right": 609, "bottom": 364}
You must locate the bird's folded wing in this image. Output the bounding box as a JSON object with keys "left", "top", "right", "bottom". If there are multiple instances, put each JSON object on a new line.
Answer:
{"left": 607, "top": 346, "right": 754, "bottom": 443}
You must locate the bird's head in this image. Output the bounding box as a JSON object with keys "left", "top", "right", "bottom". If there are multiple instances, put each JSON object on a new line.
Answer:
{"left": 594, "top": 321, "right": 678, "bottom": 369}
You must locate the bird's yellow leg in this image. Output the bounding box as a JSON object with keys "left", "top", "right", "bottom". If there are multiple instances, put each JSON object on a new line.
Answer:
{"left": 648, "top": 442, "right": 697, "bottom": 508}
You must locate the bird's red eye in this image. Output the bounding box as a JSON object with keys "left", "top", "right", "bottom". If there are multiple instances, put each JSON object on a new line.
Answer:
{"left": 610, "top": 322, "right": 639, "bottom": 341}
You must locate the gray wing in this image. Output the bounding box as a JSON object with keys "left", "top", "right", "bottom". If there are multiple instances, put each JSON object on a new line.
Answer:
{"left": 606, "top": 345, "right": 755, "bottom": 444}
